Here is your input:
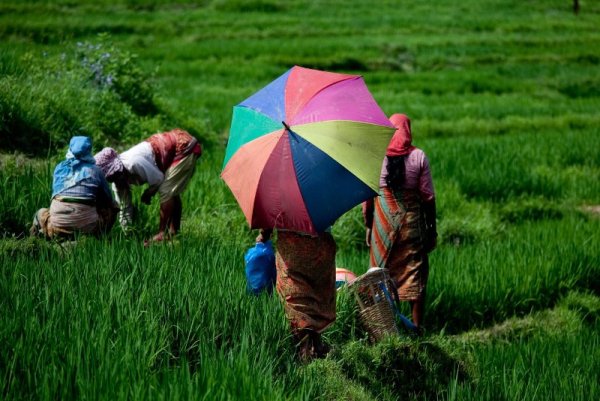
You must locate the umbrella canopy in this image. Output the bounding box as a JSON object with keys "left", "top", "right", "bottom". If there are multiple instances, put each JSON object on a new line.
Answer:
{"left": 221, "top": 66, "right": 395, "bottom": 235}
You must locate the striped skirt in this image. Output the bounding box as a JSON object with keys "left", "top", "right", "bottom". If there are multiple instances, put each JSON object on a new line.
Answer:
{"left": 369, "top": 188, "right": 429, "bottom": 301}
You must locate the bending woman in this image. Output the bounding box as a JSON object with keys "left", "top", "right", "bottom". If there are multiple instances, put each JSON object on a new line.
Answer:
{"left": 94, "top": 129, "right": 202, "bottom": 243}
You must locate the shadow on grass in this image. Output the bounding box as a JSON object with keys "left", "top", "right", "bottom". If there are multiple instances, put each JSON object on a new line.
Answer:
{"left": 305, "top": 336, "right": 472, "bottom": 401}
{"left": 305, "top": 291, "right": 599, "bottom": 401}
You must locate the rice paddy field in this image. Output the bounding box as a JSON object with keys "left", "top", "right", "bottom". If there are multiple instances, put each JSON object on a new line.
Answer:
{"left": 1, "top": 0, "right": 599, "bottom": 400}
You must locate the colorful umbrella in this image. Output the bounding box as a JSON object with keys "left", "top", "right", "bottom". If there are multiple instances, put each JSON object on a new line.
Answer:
{"left": 221, "top": 65, "right": 395, "bottom": 235}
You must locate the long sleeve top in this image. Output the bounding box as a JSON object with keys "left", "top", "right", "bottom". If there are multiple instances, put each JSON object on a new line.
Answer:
{"left": 363, "top": 148, "right": 435, "bottom": 228}
{"left": 378, "top": 148, "right": 435, "bottom": 201}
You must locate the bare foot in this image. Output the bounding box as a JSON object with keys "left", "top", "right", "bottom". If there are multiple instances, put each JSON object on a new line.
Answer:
{"left": 144, "top": 232, "right": 165, "bottom": 247}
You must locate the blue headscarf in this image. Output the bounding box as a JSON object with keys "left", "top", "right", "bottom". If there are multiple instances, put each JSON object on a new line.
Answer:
{"left": 52, "top": 136, "right": 97, "bottom": 198}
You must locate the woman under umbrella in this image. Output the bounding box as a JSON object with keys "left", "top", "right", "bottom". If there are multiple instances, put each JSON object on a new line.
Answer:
{"left": 256, "top": 227, "right": 336, "bottom": 362}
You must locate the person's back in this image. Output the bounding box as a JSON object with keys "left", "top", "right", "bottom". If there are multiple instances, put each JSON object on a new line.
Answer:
{"left": 146, "top": 129, "right": 201, "bottom": 172}
{"left": 31, "top": 136, "right": 117, "bottom": 239}
{"left": 52, "top": 142, "right": 113, "bottom": 207}
{"left": 378, "top": 114, "right": 434, "bottom": 202}
{"left": 364, "top": 114, "right": 437, "bottom": 333}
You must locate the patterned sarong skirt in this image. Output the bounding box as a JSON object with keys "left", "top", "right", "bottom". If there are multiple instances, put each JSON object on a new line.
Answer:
{"left": 275, "top": 230, "right": 337, "bottom": 333}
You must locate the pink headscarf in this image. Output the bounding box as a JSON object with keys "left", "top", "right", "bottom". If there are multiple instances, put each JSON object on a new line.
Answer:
{"left": 386, "top": 113, "right": 414, "bottom": 157}
{"left": 94, "top": 147, "right": 124, "bottom": 181}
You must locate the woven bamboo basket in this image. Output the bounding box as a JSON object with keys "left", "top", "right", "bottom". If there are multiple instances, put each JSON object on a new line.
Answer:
{"left": 348, "top": 267, "right": 399, "bottom": 342}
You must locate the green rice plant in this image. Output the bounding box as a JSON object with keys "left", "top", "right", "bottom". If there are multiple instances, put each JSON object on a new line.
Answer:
{"left": 498, "top": 197, "right": 564, "bottom": 223}
{"left": 213, "top": 0, "right": 287, "bottom": 13}
{"left": 428, "top": 214, "right": 600, "bottom": 332}
{"left": 443, "top": 324, "right": 600, "bottom": 401}
{"left": 559, "top": 290, "right": 600, "bottom": 325}
{"left": 323, "top": 286, "right": 367, "bottom": 345}
{"left": 0, "top": 234, "right": 307, "bottom": 400}
{"left": 439, "top": 293, "right": 600, "bottom": 401}
{"left": 424, "top": 130, "right": 600, "bottom": 203}
{"left": 328, "top": 337, "right": 471, "bottom": 401}
{"left": 0, "top": 154, "right": 52, "bottom": 236}
{"left": 302, "top": 359, "right": 374, "bottom": 401}
{"left": 435, "top": 180, "right": 501, "bottom": 245}
{"left": 331, "top": 205, "right": 369, "bottom": 251}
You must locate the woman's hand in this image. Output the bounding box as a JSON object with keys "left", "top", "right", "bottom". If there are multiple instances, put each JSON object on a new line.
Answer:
{"left": 256, "top": 228, "right": 272, "bottom": 243}
{"left": 365, "top": 228, "right": 372, "bottom": 247}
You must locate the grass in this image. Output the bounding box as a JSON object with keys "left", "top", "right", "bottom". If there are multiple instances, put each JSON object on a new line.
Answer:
{"left": 0, "top": 235, "right": 300, "bottom": 400}
{"left": 444, "top": 294, "right": 600, "bottom": 401}
{"left": 1, "top": 0, "right": 600, "bottom": 400}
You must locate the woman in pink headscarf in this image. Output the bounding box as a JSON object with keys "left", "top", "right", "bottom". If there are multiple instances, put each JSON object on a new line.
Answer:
{"left": 363, "top": 114, "right": 437, "bottom": 333}
{"left": 94, "top": 129, "right": 202, "bottom": 244}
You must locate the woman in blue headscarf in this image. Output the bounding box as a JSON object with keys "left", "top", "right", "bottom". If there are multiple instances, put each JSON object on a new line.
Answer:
{"left": 30, "top": 136, "right": 118, "bottom": 239}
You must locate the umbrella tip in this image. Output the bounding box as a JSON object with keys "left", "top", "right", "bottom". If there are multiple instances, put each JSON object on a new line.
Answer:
{"left": 282, "top": 121, "right": 291, "bottom": 131}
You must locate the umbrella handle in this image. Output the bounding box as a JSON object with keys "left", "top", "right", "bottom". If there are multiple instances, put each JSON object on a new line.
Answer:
{"left": 282, "top": 121, "right": 291, "bottom": 131}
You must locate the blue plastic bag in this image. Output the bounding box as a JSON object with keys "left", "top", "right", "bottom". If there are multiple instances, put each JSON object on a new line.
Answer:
{"left": 244, "top": 240, "right": 276, "bottom": 295}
